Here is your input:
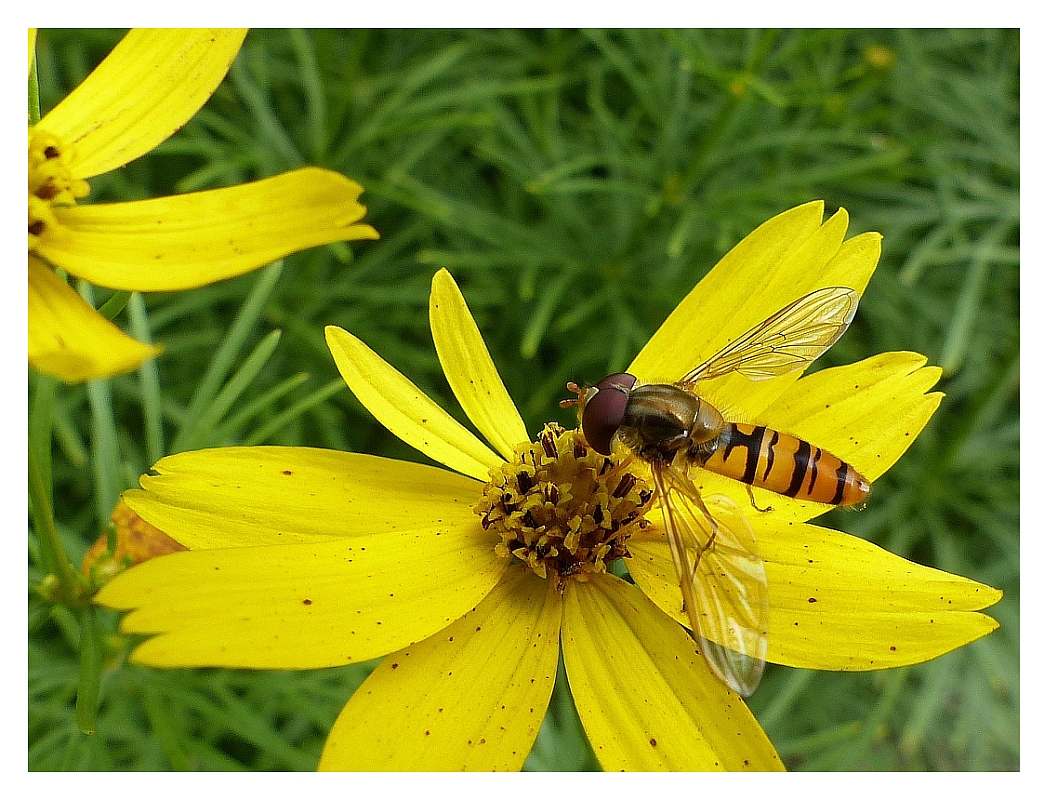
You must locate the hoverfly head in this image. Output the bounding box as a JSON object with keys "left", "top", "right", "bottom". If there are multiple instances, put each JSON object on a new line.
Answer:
{"left": 560, "top": 373, "right": 637, "bottom": 456}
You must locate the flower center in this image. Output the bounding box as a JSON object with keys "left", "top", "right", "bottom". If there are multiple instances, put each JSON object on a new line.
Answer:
{"left": 474, "top": 422, "right": 654, "bottom": 588}
{"left": 28, "top": 127, "right": 89, "bottom": 252}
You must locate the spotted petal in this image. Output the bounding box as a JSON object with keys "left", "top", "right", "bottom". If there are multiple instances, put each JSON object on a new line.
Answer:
{"left": 121, "top": 446, "right": 484, "bottom": 549}
{"left": 627, "top": 520, "right": 1000, "bottom": 671}
{"left": 319, "top": 568, "right": 560, "bottom": 771}
{"left": 562, "top": 575, "right": 783, "bottom": 770}
{"left": 96, "top": 518, "right": 507, "bottom": 670}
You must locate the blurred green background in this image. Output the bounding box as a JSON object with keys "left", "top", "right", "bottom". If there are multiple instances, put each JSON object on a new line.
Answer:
{"left": 29, "top": 29, "right": 1018, "bottom": 771}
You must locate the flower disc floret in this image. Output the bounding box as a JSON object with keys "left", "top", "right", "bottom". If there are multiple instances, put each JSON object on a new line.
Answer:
{"left": 28, "top": 129, "right": 88, "bottom": 249}
{"left": 475, "top": 423, "right": 654, "bottom": 587}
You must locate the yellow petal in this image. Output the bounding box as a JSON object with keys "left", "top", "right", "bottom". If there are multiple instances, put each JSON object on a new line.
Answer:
{"left": 28, "top": 29, "right": 36, "bottom": 77}
{"left": 95, "top": 522, "right": 508, "bottom": 669}
{"left": 561, "top": 575, "right": 783, "bottom": 771}
{"left": 816, "top": 228, "right": 883, "bottom": 288}
{"left": 627, "top": 520, "right": 1001, "bottom": 672}
{"left": 319, "top": 568, "right": 561, "bottom": 771}
{"left": 628, "top": 204, "right": 881, "bottom": 425}
{"left": 38, "top": 29, "right": 247, "bottom": 179}
{"left": 629, "top": 200, "right": 826, "bottom": 383}
{"left": 326, "top": 326, "right": 502, "bottom": 481}
{"left": 764, "top": 351, "right": 943, "bottom": 485}
{"left": 759, "top": 518, "right": 1001, "bottom": 669}
{"left": 37, "top": 168, "right": 379, "bottom": 292}
{"left": 430, "top": 268, "right": 529, "bottom": 461}
{"left": 28, "top": 256, "right": 161, "bottom": 382}
{"left": 122, "top": 446, "right": 484, "bottom": 549}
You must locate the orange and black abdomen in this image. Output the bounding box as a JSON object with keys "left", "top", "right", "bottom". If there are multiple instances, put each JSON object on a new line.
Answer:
{"left": 698, "top": 423, "right": 869, "bottom": 507}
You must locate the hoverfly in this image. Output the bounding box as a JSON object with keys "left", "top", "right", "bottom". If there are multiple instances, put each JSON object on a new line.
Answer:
{"left": 561, "top": 286, "right": 870, "bottom": 697}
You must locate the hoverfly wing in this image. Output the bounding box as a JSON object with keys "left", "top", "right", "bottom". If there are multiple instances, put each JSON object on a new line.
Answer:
{"left": 650, "top": 460, "right": 769, "bottom": 697}
{"left": 680, "top": 286, "right": 859, "bottom": 385}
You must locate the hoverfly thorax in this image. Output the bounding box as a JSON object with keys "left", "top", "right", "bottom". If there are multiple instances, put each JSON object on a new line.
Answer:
{"left": 618, "top": 383, "right": 725, "bottom": 463}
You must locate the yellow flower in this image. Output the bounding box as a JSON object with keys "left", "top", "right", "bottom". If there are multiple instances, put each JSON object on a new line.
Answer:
{"left": 28, "top": 29, "right": 379, "bottom": 383}
{"left": 95, "top": 202, "right": 1000, "bottom": 771}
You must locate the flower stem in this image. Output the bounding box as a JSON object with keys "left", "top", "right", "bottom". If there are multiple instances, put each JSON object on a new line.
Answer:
{"left": 29, "top": 442, "right": 82, "bottom": 604}
{"left": 75, "top": 606, "right": 102, "bottom": 735}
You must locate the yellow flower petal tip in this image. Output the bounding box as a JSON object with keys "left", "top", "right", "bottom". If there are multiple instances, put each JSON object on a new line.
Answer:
{"left": 324, "top": 324, "right": 502, "bottom": 481}
{"left": 429, "top": 268, "right": 529, "bottom": 460}
{"left": 28, "top": 257, "right": 162, "bottom": 382}
{"left": 37, "top": 29, "right": 248, "bottom": 179}
{"left": 629, "top": 201, "right": 880, "bottom": 385}
{"left": 39, "top": 168, "right": 379, "bottom": 292}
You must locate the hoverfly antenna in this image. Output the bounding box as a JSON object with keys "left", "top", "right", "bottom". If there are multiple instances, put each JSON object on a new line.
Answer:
{"left": 559, "top": 381, "right": 584, "bottom": 409}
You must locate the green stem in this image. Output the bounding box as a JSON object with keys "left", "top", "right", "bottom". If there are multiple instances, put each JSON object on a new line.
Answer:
{"left": 75, "top": 606, "right": 102, "bottom": 735}
{"left": 97, "top": 290, "right": 133, "bottom": 322}
{"left": 29, "top": 373, "right": 57, "bottom": 496}
{"left": 29, "top": 443, "right": 81, "bottom": 603}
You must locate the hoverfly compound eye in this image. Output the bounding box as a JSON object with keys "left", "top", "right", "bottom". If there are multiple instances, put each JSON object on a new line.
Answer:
{"left": 581, "top": 373, "right": 637, "bottom": 456}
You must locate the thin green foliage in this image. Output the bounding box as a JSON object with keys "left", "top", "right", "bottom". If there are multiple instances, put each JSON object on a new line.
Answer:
{"left": 86, "top": 375, "right": 121, "bottom": 525}
{"left": 29, "top": 29, "right": 1018, "bottom": 771}
{"left": 170, "top": 261, "right": 284, "bottom": 453}
{"left": 126, "top": 293, "right": 165, "bottom": 463}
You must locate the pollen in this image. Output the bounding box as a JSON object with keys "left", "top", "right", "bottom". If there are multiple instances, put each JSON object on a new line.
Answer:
{"left": 28, "top": 128, "right": 89, "bottom": 251}
{"left": 474, "top": 422, "right": 654, "bottom": 589}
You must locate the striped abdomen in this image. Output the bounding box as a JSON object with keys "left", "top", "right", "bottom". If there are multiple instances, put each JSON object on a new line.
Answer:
{"left": 697, "top": 423, "right": 869, "bottom": 507}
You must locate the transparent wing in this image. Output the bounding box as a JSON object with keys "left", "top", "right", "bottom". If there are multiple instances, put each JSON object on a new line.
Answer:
{"left": 680, "top": 286, "right": 859, "bottom": 385}
{"left": 651, "top": 460, "right": 769, "bottom": 697}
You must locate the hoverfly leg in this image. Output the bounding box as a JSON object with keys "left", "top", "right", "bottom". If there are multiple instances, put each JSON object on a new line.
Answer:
{"left": 746, "top": 485, "right": 773, "bottom": 513}
{"left": 691, "top": 492, "right": 720, "bottom": 562}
